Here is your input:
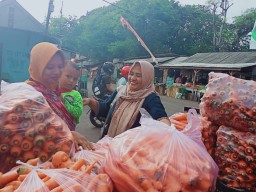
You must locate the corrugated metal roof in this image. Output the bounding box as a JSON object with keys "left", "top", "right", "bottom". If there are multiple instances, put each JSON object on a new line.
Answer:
{"left": 157, "top": 52, "right": 256, "bottom": 71}
{"left": 158, "top": 62, "right": 256, "bottom": 71}
{"left": 183, "top": 52, "right": 256, "bottom": 63}
{"left": 156, "top": 57, "right": 188, "bottom": 67}
{"left": 124, "top": 57, "right": 175, "bottom": 64}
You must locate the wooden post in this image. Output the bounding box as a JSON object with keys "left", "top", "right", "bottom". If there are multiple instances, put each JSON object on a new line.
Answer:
{"left": 163, "top": 68, "right": 168, "bottom": 84}
{"left": 192, "top": 69, "right": 200, "bottom": 101}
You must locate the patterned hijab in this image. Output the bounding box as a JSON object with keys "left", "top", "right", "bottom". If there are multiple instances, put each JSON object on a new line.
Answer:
{"left": 108, "top": 60, "right": 156, "bottom": 137}
{"left": 26, "top": 42, "right": 76, "bottom": 130}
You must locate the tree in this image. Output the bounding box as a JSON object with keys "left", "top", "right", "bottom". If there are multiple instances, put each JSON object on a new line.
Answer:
{"left": 216, "top": 8, "right": 256, "bottom": 51}
{"left": 207, "top": 0, "right": 233, "bottom": 51}
{"left": 47, "top": 0, "right": 231, "bottom": 61}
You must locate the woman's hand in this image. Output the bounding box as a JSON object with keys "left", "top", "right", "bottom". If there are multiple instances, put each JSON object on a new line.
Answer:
{"left": 83, "top": 98, "right": 99, "bottom": 115}
{"left": 71, "top": 131, "right": 95, "bottom": 151}
{"left": 83, "top": 98, "right": 92, "bottom": 106}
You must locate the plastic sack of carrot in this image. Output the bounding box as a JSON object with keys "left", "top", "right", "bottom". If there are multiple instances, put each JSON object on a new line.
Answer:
{"left": 72, "top": 149, "right": 106, "bottom": 174}
{"left": 199, "top": 72, "right": 256, "bottom": 133}
{"left": 0, "top": 83, "right": 74, "bottom": 173}
{"left": 215, "top": 125, "right": 255, "bottom": 191}
{"left": 201, "top": 119, "right": 219, "bottom": 158}
{"left": 0, "top": 151, "right": 113, "bottom": 192}
{"left": 102, "top": 109, "right": 219, "bottom": 192}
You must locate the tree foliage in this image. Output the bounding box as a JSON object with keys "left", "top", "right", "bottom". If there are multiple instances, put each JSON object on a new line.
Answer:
{"left": 48, "top": 0, "right": 255, "bottom": 62}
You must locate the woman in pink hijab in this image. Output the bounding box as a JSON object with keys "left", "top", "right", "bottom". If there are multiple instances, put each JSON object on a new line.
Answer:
{"left": 84, "top": 60, "right": 171, "bottom": 138}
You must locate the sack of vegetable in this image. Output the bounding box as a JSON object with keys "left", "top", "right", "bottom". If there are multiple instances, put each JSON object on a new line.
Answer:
{"left": 0, "top": 154, "right": 113, "bottom": 192}
{"left": 0, "top": 83, "right": 74, "bottom": 173}
{"left": 215, "top": 125, "right": 255, "bottom": 191}
{"left": 102, "top": 109, "right": 218, "bottom": 192}
{"left": 199, "top": 72, "right": 256, "bottom": 133}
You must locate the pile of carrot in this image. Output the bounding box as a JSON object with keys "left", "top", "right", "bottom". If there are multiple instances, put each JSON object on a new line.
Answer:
{"left": 200, "top": 119, "right": 219, "bottom": 157}
{"left": 198, "top": 73, "right": 256, "bottom": 190}
{"left": 199, "top": 73, "right": 256, "bottom": 133}
{"left": 0, "top": 151, "right": 113, "bottom": 192}
{"left": 215, "top": 126, "right": 255, "bottom": 191}
{"left": 170, "top": 112, "right": 219, "bottom": 157}
{"left": 0, "top": 94, "right": 73, "bottom": 173}
{"left": 169, "top": 112, "right": 188, "bottom": 131}
{"left": 103, "top": 121, "right": 218, "bottom": 192}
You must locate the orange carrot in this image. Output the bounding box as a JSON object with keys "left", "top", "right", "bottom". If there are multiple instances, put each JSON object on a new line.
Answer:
{"left": 51, "top": 184, "right": 82, "bottom": 192}
{"left": 33, "top": 111, "right": 45, "bottom": 123}
{"left": 51, "top": 151, "right": 72, "bottom": 168}
{"left": 21, "top": 139, "right": 33, "bottom": 152}
{"left": 33, "top": 135, "right": 46, "bottom": 148}
{"left": 20, "top": 120, "right": 32, "bottom": 129}
{"left": 43, "top": 141, "right": 55, "bottom": 153}
{"left": 35, "top": 123, "right": 47, "bottom": 134}
{"left": 170, "top": 119, "right": 187, "bottom": 127}
{"left": 84, "top": 160, "right": 99, "bottom": 174}
{"left": 26, "top": 157, "right": 39, "bottom": 166}
{"left": 10, "top": 134, "right": 23, "bottom": 146}
{"left": 25, "top": 128, "right": 36, "bottom": 141}
{"left": 172, "top": 113, "right": 187, "bottom": 121}
{"left": 22, "top": 110, "right": 33, "bottom": 120}
{"left": 0, "top": 185, "right": 14, "bottom": 192}
{"left": 60, "top": 143, "right": 71, "bottom": 154}
{"left": 44, "top": 178, "right": 59, "bottom": 190}
{"left": 39, "top": 151, "right": 49, "bottom": 162}
{"left": 22, "top": 151, "right": 35, "bottom": 162}
{"left": 2, "top": 124, "right": 17, "bottom": 137}
{"left": 0, "top": 143, "right": 10, "bottom": 154}
{"left": 10, "top": 146, "right": 22, "bottom": 157}
{"left": 4, "top": 156, "right": 16, "bottom": 166}
{"left": 12, "top": 104, "right": 24, "bottom": 113}
{"left": 62, "top": 185, "right": 81, "bottom": 192}
{"left": 32, "top": 147, "right": 41, "bottom": 157}
{"left": 0, "top": 171, "right": 19, "bottom": 188}
{"left": 17, "top": 174, "right": 27, "bottom": 182}
{"left": 6, "top": 180, "right": 22, "bottom": 190}
{"left": 70, "top": 158, "right": 86, "bottom": 171}
{"left": 46, "top": 128, "right": 57, "bottom": 140}
{"left": 6, "top": 113, "right": 20, "bottom": 124}
{"left": 173, "top": 124, "right": 186, "bottom": 131}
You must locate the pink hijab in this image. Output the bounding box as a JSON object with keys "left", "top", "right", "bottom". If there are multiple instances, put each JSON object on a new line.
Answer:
{"left": 108, "top": 60, "right": 156, "bottom": 137}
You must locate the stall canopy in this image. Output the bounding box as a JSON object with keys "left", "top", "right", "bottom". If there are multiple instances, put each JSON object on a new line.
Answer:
{"left": 158, "top": 52, "right": 256, "bottom": 71}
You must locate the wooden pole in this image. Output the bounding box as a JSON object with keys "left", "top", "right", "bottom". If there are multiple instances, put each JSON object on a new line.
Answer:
{"left": 192, "top": 69, "right": 200, "bottom": 100}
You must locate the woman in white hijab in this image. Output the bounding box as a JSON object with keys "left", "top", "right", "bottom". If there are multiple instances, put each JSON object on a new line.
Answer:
{"left": 84, "top": 60, "right": 171, "bottom": 138}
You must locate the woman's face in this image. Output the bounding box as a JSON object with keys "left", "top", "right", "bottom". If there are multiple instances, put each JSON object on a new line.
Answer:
{"left": 128, "top": 63, "right": 143, "bottom": 91}
{"left": 41, "top": 54, "right": 64, "bottom": 88}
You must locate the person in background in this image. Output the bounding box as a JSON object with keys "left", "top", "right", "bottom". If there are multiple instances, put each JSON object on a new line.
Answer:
{"left": 83, "top": 60, "right": 171, "bottom": 138}
{"left": 92, "top": 62, "right": 115, "bottom": 100}
{"left": 175, "top": 76, "right": 182, "bottom": 83}
{"left": 59, "top": 61, "right": 83, "bottom": 125}
{"left": 26, "top": 42, "right": 94, "bottom": 150}
{"left": 116, "top": 65, "right": 131, "bottom": 88}
{"left": 181, "top": 75, "right": 187, "bottom": 84}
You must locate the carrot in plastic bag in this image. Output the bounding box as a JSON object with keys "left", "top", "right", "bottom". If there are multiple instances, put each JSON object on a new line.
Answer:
{"left": 0, "top": 82, "right": 75, "bottom": 173}
{"left": 103, "top": 109, "right": 218, "bottom": 192}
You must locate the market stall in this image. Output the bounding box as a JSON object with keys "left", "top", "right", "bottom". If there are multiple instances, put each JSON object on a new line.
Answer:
{"left": 157, "top": 52, "right": 256, "bottom": 102}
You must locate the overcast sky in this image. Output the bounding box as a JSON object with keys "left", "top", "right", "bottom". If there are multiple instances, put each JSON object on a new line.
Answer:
{"left": 16, "top": 0, "right": 256, "bottom": 23}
